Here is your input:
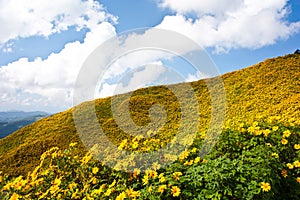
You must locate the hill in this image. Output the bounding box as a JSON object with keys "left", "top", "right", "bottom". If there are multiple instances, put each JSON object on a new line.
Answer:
{"left": 0, "top": 53, "right": 299, "bottom": 176}
{"left": 0, "top": 111, "right": 49, "bottom": 139}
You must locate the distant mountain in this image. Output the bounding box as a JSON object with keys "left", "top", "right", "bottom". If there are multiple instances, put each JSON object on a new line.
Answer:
{"left": 0, "top": 111, "right": 49, "bottom": 138}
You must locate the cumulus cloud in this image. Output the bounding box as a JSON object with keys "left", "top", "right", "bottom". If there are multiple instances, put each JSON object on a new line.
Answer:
{"left": 186, "top": 71, "right": 208, "bottom": 82}
{"left": 5, "top": 0, "right": 298, "bottom": 112}
{"left": 159, "top": 0, "right": 242, "bottom": 16}
{"left": 96, "top": 61, "right": 166, "bottom": 98}
{"left": 0, "top": 22, "right": 116, "bottom": 112}
{"left": 1, "top": 22, "right": 207, "bottom": 112}
{"left": 0, "top": 0, "right": 116, "bottom": 45}
{"left": 73, "top": 27, "right": 215, "bottom": 106}
{"left": 157, "top": 0, "right": 300, "bottom": 52}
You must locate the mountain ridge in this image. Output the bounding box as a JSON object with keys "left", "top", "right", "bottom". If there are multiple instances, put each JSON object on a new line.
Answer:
{"left": 0, "top": 111, "right": 49, "bottom": 139}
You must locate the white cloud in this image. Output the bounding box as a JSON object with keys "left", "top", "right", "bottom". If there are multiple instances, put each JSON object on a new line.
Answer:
{"left": 96, "top": 61, "right": 166, "bottom": 98}
{"left": 159, "top": 0, "right": 242, "bottom": 16}
{"left": 157, "top": 0, "right": 300, "bottom": 52}
{"left": 0, "top": 22, "right": 116, "bottom": 112}
{"left": 0, "top": 0, "right": 119, "bottom": 112}
{"left": 186, "top": 71, "right": 207, "bottom": 82}
{"left": 0, "top": 22, "right": 207, "bottom": 112}
{"left": 102, "top": 50, "right": 172, "bottom": 81}
{"left": 0, "top": 0, "right": 117, "bottom": 45}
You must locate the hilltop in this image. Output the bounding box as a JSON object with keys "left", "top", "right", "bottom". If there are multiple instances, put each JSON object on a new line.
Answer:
{"left": 0, "top": 53, "right": 299, "bottom": 176}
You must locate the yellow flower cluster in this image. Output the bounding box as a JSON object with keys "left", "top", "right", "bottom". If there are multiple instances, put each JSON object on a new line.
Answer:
{"left": 1, "top": 115, "right": 300, "bottom": 199}
{"left": 261, "top": 182, "right": 271, "bottom": 192}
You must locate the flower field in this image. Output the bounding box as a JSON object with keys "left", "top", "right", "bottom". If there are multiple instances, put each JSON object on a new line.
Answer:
{"left": 0, "top": 54, "right": 299, "bottom": 199}
{"left": 0, "top": 116, "right": 299, "bottom": 199}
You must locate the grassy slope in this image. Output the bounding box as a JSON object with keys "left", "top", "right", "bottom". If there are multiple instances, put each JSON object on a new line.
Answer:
{"left": 0, "top": 53, "right": 299, "bottom": 176}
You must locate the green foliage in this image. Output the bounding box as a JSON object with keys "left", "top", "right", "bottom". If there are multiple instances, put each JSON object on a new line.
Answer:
{"left": 0, "top": 119, "right": 299, "bottom": 199}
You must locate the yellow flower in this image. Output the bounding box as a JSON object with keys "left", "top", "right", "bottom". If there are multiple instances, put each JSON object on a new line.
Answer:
{"left": 91, "top": 177, "right": 97, "bottom": 184}
{"left": 10, "top": 193, "right": 19, "bottom": 200}
{"left": 173, "top": 172, "right": 182, "bottom": 181}
{"left": 92, "top": 189, "right": 101, "bottom": 195}
{"left": 81, "top": 153, "right": 92, "bottom": 165}
{"left": 53, "top": 178, "right": 61, "bottom": 186}
{"left": 142, "top": 175, "right": 149, "bottom": 185}
{"left": 294, "top": 144, "right": 300, "bottom": 150}
{"left": 33, "top": 178, "right": 43, "bottom": 187}
{"left": 191, "top": 147, "right": 197, "bottom": 153}
{"left": 71, "top": 189, "right": 79, "bottom": 199}
{"left": 159, "top": 173, "right": 166, "bottom": 183}
{"left": 31, "top": 171, "right": 38, "bottom": 181}
{"left": 49, "top": 185, "right": 59, "bottom": 194}
{"left": 148, "top": 170, "right": 158, "bottom": 179}
{"left": 281, "top": 169, "right": 287, "bottom": 178}
{"left": 287, "top": 163, "right": 294, "bottom": 169}
{"left": 92, "top": 167, "right": 99, "bottom": 174}
{"left": 109, "top": 180, "right": 116, "bottom": 188}
{"left": 283, "top": 130, "right": 291, "bottom": 138}
{"left": 42, "top": 169, "right": 49, "bottom": 176}
{"left": 254, "top": 129, "right": 262, "bottom": 136}
{"left": 148, "top": 185, "right": 153, "bottom": 193}
{"left": 272, "top": 126, "right": 279, "bottom": 131}
{"left": 69, "top": 142, "right": 77, "bottom": 147}
{"left": 184, "top": 160, "right": 194, "bottom": 166}
{"left": 281, "top": 139, "right": 288, "bottom": 145}
{"left": 247, "top": 126, "right": 256, "bottom": 134}
{"left": 271, "top": 153, "right": 279, "bottom": 158}
{"left": 13, "top": 178, "right": 26, "bottom": 190}
{"left": 263, "top": 129, "right": 271, "bottom": 137}
{"left": 194, "top": 157, "right": 201, "bottom": 164}
{"left": 126, "top": 188, "right": 140, "bottom": 198}
{"left": 133, "top": 168, "right": 141, "bottom": 179}
{"left": 69, "top": 182, "right": 77, "bottom": 190}
{"left": 179, "top": 151, "right": 189, "bottom": 160}
{"left": 252, "top": 121, "right": 259, "bottom": 127}
{"left": 261, "top": 182, "right": 271, "bottom": 192}
{"left": 158, "top": 185, "right": 167, "bottom": 193}
{"left": 118, "top": 139, "right": 127, "bottom": 150}
{"left": 171, "top": 186, "right": 181, "bottom": 197}
{"left": 266, "top": 143, "right": 272, "bottom": 147}
{"left": 51, "top": 152, "right": 58, "bottom": 158}
{"left": 105, "top": 188, "right": 112, "bottom": 196}
{"left": 92, "top": 184, "right": 106, "bottom": 195}
{"left": 294, "top": 161, "right": 300, "bottom": 168}
{"left": 297, "top": 177, "right": 300, "bottom": 183}
{"left": 132, "top": 141, "right": 139, "bottom": 149}
{"left": 82, "top": 184, "right": 91, "bottom": 193}
{"left": 3, "top": 182, "right": 13, "bottom": 191}
{"left": 116, "top": 192, "right": 126, "bottom": 200}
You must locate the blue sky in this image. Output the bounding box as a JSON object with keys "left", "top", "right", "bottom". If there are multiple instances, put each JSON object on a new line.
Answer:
{"left": 0, "top": 0, "right": 299, "bottom": 112}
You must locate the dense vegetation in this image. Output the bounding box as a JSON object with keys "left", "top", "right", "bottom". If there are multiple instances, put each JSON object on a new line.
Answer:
{"left": 0, "top": 117, "right": 299, "bottom": 199}
{"left": 0, "top": 53, "right": 299, "bottom": 199}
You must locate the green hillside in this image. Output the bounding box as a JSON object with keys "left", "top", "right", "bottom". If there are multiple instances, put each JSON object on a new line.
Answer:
{"left": 0, "top": 53, "right": 299, "bottom": 199}
{"left": 0, "top": 53, "right": 299, "bottom": 176}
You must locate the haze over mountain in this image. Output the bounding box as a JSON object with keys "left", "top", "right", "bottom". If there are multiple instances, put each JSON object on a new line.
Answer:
{"left": 0, "top": 111, "right": 49, "bottom": 139}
